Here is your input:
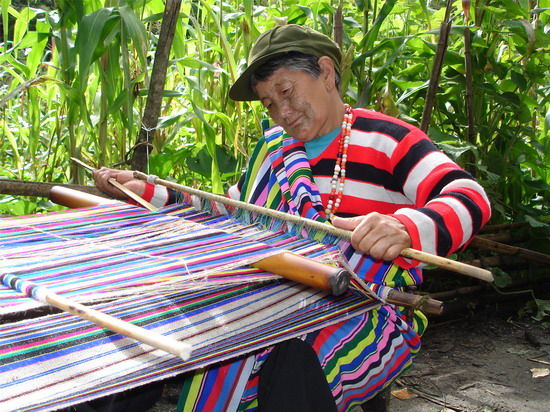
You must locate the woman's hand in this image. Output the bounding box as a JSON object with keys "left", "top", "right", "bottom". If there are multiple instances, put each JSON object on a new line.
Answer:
{"left": 331, "top": 213, "right": 411, "bottom": 261}
{"left": 92, "top": 167, "right": 136, "bottom": 199}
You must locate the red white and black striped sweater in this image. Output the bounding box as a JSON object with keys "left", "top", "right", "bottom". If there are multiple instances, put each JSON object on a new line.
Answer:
{"left": 307, "top": 108, "right": 491, "bottom": 258}
{"left": 140, "top": 108, "right": 491, "bottom": 259}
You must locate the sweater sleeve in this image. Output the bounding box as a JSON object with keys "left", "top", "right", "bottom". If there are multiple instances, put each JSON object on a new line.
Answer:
{"left": 389, "top": 128, "right": 491, "bottom": 258}
{"left": 129, "top": 182, "right": 182, "bottom": 208}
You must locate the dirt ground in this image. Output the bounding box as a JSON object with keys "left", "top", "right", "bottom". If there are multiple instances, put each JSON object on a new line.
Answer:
{"left": 391, "top": 309, "right": 550, "bottom": 412}
{"left": 151, "top": 305, "right": 549, "bottom": 412}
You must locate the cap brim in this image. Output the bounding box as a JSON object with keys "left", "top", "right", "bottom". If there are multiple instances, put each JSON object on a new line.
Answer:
{"left": 229, "top": 51, "right": 289, "bottom": 101}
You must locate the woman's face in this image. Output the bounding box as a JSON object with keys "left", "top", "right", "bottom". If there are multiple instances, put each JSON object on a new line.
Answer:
{"left": 254, "top": 64, "right": 339, "bottom": 142}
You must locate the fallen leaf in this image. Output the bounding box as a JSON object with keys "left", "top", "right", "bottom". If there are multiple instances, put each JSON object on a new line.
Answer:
{"left": 530, "top": 368, "right": 550, "bottom": 378}
{"left": 391, "top": 388, "right": 417, "bottom": 400}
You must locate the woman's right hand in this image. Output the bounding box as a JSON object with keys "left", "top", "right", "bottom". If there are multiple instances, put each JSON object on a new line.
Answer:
{"left": 93, "top": 167, "right": 135, "bottom": 199}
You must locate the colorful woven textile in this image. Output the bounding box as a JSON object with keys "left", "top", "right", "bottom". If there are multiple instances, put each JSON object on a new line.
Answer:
{"left": 0, "top": 202, "right": 380, "bottom": 411}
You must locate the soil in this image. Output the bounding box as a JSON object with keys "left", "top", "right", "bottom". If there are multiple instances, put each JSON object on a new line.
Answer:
{"left": 391, "top": 308, "right": 550, "bottom": 412}
{"left": 151, "top": 305, "right": 550, "bottom": 412}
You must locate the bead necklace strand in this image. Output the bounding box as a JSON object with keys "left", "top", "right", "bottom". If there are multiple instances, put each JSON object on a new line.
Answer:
{"left": 325, "top": 104, "right": 352, "bottom": 219}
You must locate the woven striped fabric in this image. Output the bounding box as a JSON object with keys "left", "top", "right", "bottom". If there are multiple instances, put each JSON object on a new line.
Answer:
{"left": 264, "top": 125, "right": 327, "bottom": 222}
{"left": 178, "top": 303, "right": 422, "bottom": 412}
{"left": 0, "top": 202, "right": 343, "bottom": 312}
{"left": 0, "top": 202, "right": 381, "bottom": 411}
{"left": 0, "top": 204, "right": 268, "bottom": 312}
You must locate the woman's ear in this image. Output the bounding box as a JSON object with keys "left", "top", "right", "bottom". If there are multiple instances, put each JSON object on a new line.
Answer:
{"left": 318, "top": 56, "right": 336, "bottom": 91}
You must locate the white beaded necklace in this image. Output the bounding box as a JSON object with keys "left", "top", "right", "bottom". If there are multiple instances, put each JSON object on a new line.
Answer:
{"left": 325, "top": 104, "right": 352, "bottom": 219}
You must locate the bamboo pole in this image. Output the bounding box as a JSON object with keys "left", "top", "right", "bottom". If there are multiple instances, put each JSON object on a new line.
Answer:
{"left": 464, "top": 27, "right": 476, "bottom": 147}
{"left": 134, "top": 172, "right": 494, "bottom": 283}
{"left": 0, "top": 179, "right": 104, "bottom": 198}
{"left": 420, "top": 0, "right": 453, "bottom": 132}
{"left": 9, "top": 176, "right": 534, "bottom": 275}
{"left": 463, "top": 0, "right": 477, "bottom": 176}
{"left": 334, "top": 1, "right": 344, "bottom": 49}
{"left": 471, "top": 236, "right": 550, "bottom": 265}
{"left": 0, "top": 273, "right": 192, "bottom": 359}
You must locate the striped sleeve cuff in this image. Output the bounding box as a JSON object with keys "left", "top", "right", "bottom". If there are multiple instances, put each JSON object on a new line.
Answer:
{"left": 137, "top": 182, "right": 170, "bottom": 208}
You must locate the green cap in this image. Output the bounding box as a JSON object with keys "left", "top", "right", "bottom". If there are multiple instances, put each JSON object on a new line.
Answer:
{"left": 229, "top": 24, "right": 342, "bottom": 101}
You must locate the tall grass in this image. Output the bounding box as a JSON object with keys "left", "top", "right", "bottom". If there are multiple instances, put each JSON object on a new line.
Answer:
{"left": 0, "top": 0, "right": 548, "bottom": 226}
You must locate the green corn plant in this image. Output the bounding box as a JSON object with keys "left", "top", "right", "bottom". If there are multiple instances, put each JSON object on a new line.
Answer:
{"left": 0, "top": 0, "right": 547, "bottom": 230}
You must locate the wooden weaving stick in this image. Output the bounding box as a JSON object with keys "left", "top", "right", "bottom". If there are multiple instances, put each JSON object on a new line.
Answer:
{"left": 71, "top": 157, "right": 158, "bottom": 211}
{"left": 50, "top": 185, "right": 121, "bottom": 208}
{"left": 134, "top": 172, "right": 494, "bottom": 283}
{"left": 0, "top": 273, "right": 192, "bottom": 359}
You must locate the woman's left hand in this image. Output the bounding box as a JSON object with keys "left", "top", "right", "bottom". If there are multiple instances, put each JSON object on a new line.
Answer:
{"left": 331, "top": 213, "right": 411, "bottom": 261}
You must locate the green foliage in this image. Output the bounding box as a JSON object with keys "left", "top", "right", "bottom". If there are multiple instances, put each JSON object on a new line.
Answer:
{"left": 0, "top": 0, "right": 547, "bottom": 225}
{"left": 0, "top": 194, "right": 63, "bottom": 215}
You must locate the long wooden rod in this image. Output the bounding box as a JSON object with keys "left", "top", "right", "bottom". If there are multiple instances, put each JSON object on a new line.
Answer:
{"left": 0, "top": 179, "right": 105, "bottom": 198}
{"left": 0, "top": 273, "right": 192, "bottom": 359}
{"left": 134, "top": 172, "right": 494, "bottom": 283}
{"left": 385, "top": 289, "right": 442, "bottom": 315}
{"left": 50, "top": 186, "right": 121, "bottom": 208}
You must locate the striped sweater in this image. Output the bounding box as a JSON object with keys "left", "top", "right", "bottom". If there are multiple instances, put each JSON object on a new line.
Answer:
{"left": 306, "top": 108, "right": 490, "bottom": 259}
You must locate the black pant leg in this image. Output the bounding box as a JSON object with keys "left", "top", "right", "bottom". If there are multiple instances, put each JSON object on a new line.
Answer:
{"left": 258, "top": 338, "right": 337, "bottom": 412}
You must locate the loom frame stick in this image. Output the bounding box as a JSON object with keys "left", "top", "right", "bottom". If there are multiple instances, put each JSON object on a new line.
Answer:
{"left": 135, "top": 172, "right": 494, "bottom": 283}
{"left": 0, "top": 273, "right": 192, "bottom": 359}
{"left": 350, "top": 271, "right": 443, "bottom": 315}
{"left": 50, "top": 185, "right": 121, "bottom": 208}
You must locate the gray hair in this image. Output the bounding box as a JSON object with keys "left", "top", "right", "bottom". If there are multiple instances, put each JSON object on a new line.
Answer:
{"left": 250, "top": 51, "right": 340, "bottom": 92}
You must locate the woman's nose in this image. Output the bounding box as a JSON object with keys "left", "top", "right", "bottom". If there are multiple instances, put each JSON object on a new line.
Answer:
{"left": 279, "top": 100, "right": 293, "bottom": 121}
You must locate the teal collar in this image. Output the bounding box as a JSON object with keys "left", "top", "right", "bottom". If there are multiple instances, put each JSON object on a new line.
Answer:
{"left": 304, "top": 126, "right": 341, "bottom": 159}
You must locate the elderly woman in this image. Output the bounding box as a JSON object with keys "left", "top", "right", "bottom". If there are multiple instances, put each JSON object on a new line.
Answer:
{"left": 95, "top": 25, "right": 491, "bottom": 412}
